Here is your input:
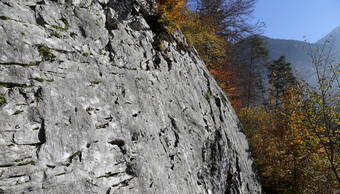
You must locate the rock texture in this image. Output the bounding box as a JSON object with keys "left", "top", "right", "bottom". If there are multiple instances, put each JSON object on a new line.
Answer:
{"left": 0, "top": 0, "right": 261, "bottom": 193}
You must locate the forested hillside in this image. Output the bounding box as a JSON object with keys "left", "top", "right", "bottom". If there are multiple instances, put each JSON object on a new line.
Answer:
{"left": 157, "top": 0, "right": 340, "bottom": 193}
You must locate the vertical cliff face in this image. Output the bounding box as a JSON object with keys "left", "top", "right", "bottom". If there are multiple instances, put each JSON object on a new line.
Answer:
{"left": 0, "top": 0, "right": 261, "bottom": 193}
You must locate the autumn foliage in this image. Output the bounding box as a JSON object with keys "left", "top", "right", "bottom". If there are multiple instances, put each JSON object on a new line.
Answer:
{"left": 156, "top": 0, "right": 187, "bottom": 26}
{"left": 239, "top": 85, "right": 339, "bottom": 193}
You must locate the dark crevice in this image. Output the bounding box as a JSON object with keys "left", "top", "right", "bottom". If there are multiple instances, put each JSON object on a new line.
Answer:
{"left": 158, "top": 130, "right": 168, "bottom": 153}
{"left": 225, "top": 169, "right": 234, "bottom": 194}
{"left": 214, "top": 96, "right": 221, "bottom": 107}
{"left": 106, "top": 187, "right": 111, "bottom": 194}
{"left": 28, "top": 6, "right": 36, "bottom": 12}
{"left": 104, "top": 115, "right": 113, "bottom": 121}
{"left": 173, "top": 130, "right": 179, "bottom": 148}
{"left": 125, "top": 161, "right": 138, "bottom": 177}
{"left": 67, "top": 151, "right": 82, "bottom": 165}
{"left": 197, "top": 171, "right": 203, "bottom": 186}
{"left": 37, "top": 0, "right": 45, "bottom": 5}
{"left": 111, "top": 177, "right": 134, "bottom": 188}
{"left": 144, "top": 14, "right": 171, "bottom": 43}
{"left": 0, "top": 164, "right": 15, "bottom": 168}
{"left": 121, "top": 88, "right": 126, "bottom": 97}
{"left": 214, "top": 97, "right": 224, "bottom": 122}
{"left": 153, "top": 53, "right": 161, "bottom": 69}
{"left": 235, "top": 157, "right": 241, "bottom": 183}
{"left": 36, "top": 13, "right": 47, "bottom": 26}
{"left": 17, "top": 160, "right": 35, "bottom": 166}
{"left": 105, "top": 41, "right": 114, "bottom": 62}
{"left": 145, "top": 63, "right": 150, "bottom": 71}
{"left": 0, "top": 61, "right": 41, "bottom": 67}
{"left": 132, "top": 111, "right": 141, "bottom": 117}
{"left": 0, "top": 82, "right": 29, "bottom": 88}
{"left": 34, "top": 87, "right": 43, "bottom": 103}
{"left": 97, "top": 171, "right": 121, "bottom": 178}
{"left": 38, "top": 119, "right": 46, "bottom": 144}
{"left": 108, "top": 139, "right": 126, "bottom": 154}
{"left": 224, "top": 165, "right": 241, "bottom": 194}
{"left": 96, "top": 123, "right": 109, "bottom": 129}
{"left": 203, "top": 117, "right": 210, "bottom": 132}
{"left": 1, "top": 1, "right": 12, "bottom": 7}
{"left": 8, "top": 174, "right": 26, "bottom": 178}
{"left": 224, "top": 132, "right": 232, "bottom": 148}
{"left": 168, "top": 116, "right": 180, "bottom": 146}
{"left": 108, "top": 139, "right": 125, "bottom": 147}
{"left": 105, "top": 10, "right": 119, "bottom": 31}
{"left": 78, "top": 26, "right": 87, "bottom": 38}
{"left": 170, "top": 155, "right": 175, "bottom": 170}
{"left": 168, "top": 115, "right": 179, "bottom": 131}
{"left": 114, "top": 97, "right": 119, "bottom": 104}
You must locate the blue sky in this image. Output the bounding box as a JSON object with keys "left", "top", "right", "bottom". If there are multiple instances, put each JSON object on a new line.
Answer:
{"left": 252, "top": 0, "right": 340, "bottom": 42}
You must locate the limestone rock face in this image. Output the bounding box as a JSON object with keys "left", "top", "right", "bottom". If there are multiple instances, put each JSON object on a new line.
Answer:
{"left": 0, "top": 0, "right": 261, "bottom": 193}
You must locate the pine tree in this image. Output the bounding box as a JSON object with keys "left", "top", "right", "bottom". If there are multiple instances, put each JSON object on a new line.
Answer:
{"left": 266, "top": 56, "right": 296, "bottom": 108}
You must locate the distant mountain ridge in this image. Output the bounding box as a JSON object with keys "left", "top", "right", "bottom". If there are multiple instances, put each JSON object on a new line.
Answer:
{"left": 317, "top": 25, "right": 340, "bottom": 45}
{"left": 262, "top": 25, "right": 340, "bottom": 83}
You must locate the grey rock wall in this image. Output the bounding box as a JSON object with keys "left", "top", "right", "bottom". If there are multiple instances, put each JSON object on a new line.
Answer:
{"left": 0, "top": 0, "right": 261, "bottom": 193}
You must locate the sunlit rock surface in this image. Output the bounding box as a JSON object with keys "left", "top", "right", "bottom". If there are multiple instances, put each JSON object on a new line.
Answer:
{"left": 0, "top": 0, "right": 261, "bottom": 193}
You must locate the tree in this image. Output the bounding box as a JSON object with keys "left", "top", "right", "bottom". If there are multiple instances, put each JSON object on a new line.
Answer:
{"left": 181, "top": 12, "right": 229, "bottom": 67}
{"left": 235, "top": 35, "right": 268, "bottom": 107}
{"left": 266, "top": 56, "right": 297, "bottom": 108}
{"left": 284, "top": 84, "right": 340, "bottom": 189}
{"left": 239, "top": 84, "right": 339, "bottom": 193}
{"left": 194, "top": 0, "right": 263, "bottom": 42}
{"left": 305, "top": 40, "right": 340, "bottom": 185}
{"left": 156, "top": 0, "right": 187, "bottom": 26}
{"left": 239, "top": 41, "right": 340, "bottom": 193}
